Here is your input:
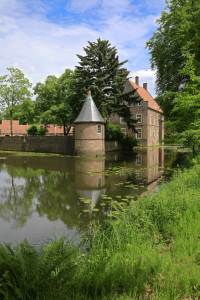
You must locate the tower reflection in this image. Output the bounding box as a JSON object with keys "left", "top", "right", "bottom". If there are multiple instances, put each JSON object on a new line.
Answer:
{"left": 75, "top": 158, "right": 106, "bottom": 213}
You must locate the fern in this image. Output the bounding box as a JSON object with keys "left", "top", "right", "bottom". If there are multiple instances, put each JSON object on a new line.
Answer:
{"left": 0, "top": 237, "right": 78, "bottom": 299}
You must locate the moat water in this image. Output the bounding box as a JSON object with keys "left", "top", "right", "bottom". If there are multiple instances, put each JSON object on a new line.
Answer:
{"left": 0, "top": 148, "right": 193, "bottom": 246}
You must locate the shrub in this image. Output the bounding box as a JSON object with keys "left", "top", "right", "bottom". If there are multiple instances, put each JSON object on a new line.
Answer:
{"left": 27, "top": 125, "right": 48, "bottom": 136}
{"left": 27, "top": 125, "right": 38, "bottom": 135}
{"left": 121, "top": 134, "right": 138, "bottom": 152}
{"left": 105, "top": 122, "right": 124, "bottom": 141}
{"left": 105, "top": 122, "right": 138, "bottom": 151}
{"left": 38, "top": 126, "right": 48, "bottom": 136}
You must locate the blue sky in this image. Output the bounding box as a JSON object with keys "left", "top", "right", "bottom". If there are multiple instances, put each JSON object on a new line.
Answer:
{"left": 0, "top": 0, "right": 166, "bottom": 97}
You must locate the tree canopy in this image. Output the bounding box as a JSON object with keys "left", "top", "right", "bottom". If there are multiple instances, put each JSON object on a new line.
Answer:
{"left": 71, "top": 38, "right": 139, "bottom": 130}
{"left": 146, "top": 0, "right": 200, "bottom": 152}
{"left": 0, "top": 67, "right": 32, "bottom": 135}
{"left": 168, "top": 52, "right": 200, "bottom": 152}
{"left": 33, "top": 69, "right": 74, "bottom": 135}
{"left": 146, "top": 0, "right": 200, "bottom": 97}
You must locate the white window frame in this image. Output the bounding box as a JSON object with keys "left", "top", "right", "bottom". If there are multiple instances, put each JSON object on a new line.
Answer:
{"left": 136, "top": 128, "right": 142, "bottom": 139}
{"left": 136, "top": 114, "right": 142, "bottom": 123}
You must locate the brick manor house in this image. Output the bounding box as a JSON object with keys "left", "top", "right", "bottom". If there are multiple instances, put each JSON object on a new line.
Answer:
{"left": 110, "top": 76, "right": 164, "bottom": 145}
{"left": 0, "top": 76, "right": 164, "bottom": 146}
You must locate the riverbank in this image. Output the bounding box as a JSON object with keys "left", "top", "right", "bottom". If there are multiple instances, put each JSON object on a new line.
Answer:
{"left": 0, "top": 158, "right": 200, "bottom": 299}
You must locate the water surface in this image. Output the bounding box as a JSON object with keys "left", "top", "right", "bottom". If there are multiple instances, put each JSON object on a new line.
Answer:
{"left": 0, "top": 147, "right": 192, "bottom": 246}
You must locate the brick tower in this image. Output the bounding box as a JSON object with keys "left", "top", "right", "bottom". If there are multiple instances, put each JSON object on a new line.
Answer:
{"left": 74, "top": 91, "right": 105, "bottom": 156}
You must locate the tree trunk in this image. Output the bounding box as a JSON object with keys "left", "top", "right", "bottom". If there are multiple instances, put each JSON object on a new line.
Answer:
{"left": 63, "top": 122, "right": 66, "bottom": 135}
{"left": 66, "top": 125, "right": 72, "bottom": 136}
{"left": 10, "top": 110, "right": 13, "bottom": 136}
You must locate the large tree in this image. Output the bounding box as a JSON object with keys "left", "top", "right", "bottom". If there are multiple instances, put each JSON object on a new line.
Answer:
{"left": 71, "top": 38, "right": 139, "bottom": 130}
{"left": 169, "top": 52, "right": 200, "bottom": 152}
{"left": 3, "top": 98, "right": 36, "bottom": 125}
{"left": 146, "top": 0, "right": 200, "bottom": 117}
{"left": 34, "top": 69, "right": 74, "bottom": 135}
{"left": 0, "top": 67, "right": 32, "bottom": 135}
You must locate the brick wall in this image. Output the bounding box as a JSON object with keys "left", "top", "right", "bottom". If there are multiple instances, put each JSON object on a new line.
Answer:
{"left": 0, "top": 136, "right": 128, "bottom": 155}
{"left": 0, "top": 136, "right": 75, "bottom": 154}
{"left": 109, "top": 80, "right": 164, "bottom": 146}
{"left": 75, "top": 123, "right": 105, "bottom": 156}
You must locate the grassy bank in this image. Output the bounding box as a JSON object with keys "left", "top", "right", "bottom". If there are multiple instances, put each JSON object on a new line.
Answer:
{"left": 1, "top": 162, "right": 200, "bottom": 299}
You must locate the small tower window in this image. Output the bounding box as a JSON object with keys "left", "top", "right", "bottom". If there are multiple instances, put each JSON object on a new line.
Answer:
{"left": 97, "top": 125, "right": 101, "bottom": 133}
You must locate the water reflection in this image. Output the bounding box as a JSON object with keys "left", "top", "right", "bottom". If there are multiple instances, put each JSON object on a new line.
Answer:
{"left": 75, "top": 158, "right": 106, "bottom": 213}
{"left": 0, "top": 148, "right": 190, "bottom": 245}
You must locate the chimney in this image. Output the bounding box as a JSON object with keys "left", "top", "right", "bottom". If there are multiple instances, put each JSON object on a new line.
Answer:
{"left": 122, "top": 68, "right": 128, "bottom": 78}
{"left": 135, "top": 76, "right": 139, "bottom": 86}
{"left": 87, "top": 90, "right": 91, "bottom": 96}
{"left": 143, "top": 83, "right": 148, "bottom": 91}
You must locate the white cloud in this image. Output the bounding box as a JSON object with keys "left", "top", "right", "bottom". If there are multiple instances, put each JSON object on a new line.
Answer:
{"left": 130, "top": 69, "right": 156, "bottom": 97}
{"left": 0, "top": 0, "right": 165, "bottom": 98}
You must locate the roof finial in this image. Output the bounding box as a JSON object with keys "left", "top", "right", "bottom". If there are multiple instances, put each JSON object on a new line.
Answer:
{"left": 87, "top": 90, "right": 91, "bottom": 96}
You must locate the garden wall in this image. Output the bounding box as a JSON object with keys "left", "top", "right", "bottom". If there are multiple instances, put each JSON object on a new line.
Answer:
{"left": 0, "top": 136, "right": 75, "bottom": 155}
{"left": 0, "top": 137, "right": 123, "bottom": 155}
{"left": 105, "top": 141, "right": 123, "bottom": 152}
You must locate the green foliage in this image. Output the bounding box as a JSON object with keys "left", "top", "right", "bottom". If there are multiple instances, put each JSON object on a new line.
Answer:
{"left": 74, "top": 164, "right": 200, "bottom": 299}
{"left": 27, "top": 125, "right": 48, "bottom": 136}
{"left": 168, "top": 52, "right": 200, "bottom": 152}
{"left": 71, "top": 38, "right": 139, "bottom": 130}
{"left": 10, "top": 98, "right": 36, "bottom": 125}
{"left": 121, "top": 134, "right": 138, "bottom": 152}
{"left": 34, "top": 69, "right": 74, "bottom": 135}
{"left": 0, "top": 237, "right": 77, "bottom": 299}
{"left": 146, "top": 0, "right": 200, "bottom": 116}
{"left": 105, "top": 122, "right": 138, "bottom": 151}
{"left": 38, "top": 126, "right": 48, "bottom": 136}
{"left": 1, "top": 164, "right": 200, "bottom": 298}
{"left": 27, "top": 125, "right": 38, "bottom": 136}
{"left": 105, "top": 122, "right": 124, "bottom": 141}
{"left": 0, "top": 67, "right": 32, "bottom": 136}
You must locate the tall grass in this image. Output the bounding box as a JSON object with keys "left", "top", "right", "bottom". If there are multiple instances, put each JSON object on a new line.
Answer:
{"left": 1, "top": 164, "right": 200, "bottom": 299}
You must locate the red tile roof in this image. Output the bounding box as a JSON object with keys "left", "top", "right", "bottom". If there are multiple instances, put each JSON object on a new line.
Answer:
{"left": 129, "top": 80, "right": 163, "bottom": 113}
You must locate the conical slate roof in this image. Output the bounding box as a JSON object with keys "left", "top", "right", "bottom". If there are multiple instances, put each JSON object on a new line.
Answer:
{"left": 74, "top": 91, "right": 105, "bottom": 124}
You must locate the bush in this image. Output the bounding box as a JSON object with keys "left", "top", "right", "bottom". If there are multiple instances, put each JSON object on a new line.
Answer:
{"left": 27, "top": 125, "right": 38, "bottom": 135}
{"left": 27, "top": 125, "right": 48, "bottom": 136}
{"left": 105, "top": 122, "right": 124, "bottom": 141}
{"left": 38, "top": 126, "right": 48, "bottom": 136}
{"left": 121, "top": 134, "right": 138, "bottom": 151}
{"left": 105, "top": 122, "right": 138, "bottom": 152}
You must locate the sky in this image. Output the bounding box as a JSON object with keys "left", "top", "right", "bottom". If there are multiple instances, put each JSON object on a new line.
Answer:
{"left": 0, "top": 0, "right": 166, "bottom": 98}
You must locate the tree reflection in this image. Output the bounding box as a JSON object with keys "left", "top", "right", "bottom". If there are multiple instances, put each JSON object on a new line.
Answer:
{"left": 0, "top": 165, "right": 42, "bottom": 228}
{"left": 0, "top": 149, "right": 177, "bottom": 233}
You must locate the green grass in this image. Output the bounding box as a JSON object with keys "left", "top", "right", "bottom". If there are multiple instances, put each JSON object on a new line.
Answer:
{"left": 1, "top": 162, "right": 200, "bottom": 299}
